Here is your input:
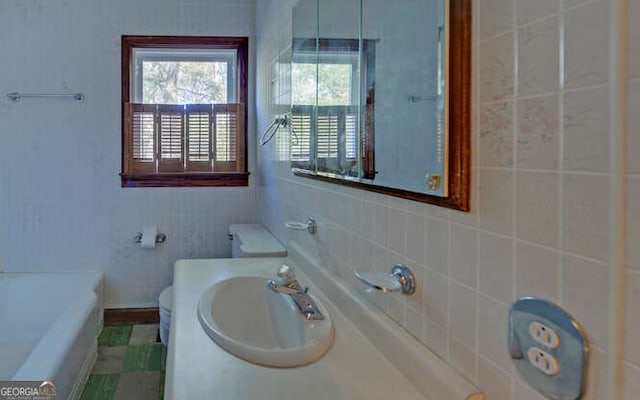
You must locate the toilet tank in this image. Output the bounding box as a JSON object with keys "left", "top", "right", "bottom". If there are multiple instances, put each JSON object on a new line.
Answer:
{"left": 229, "top": 224, "right": 287, "bottom": 258}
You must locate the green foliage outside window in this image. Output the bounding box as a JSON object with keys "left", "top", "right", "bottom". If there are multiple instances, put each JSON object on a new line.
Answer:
{"left": 142, "top": 61, "right": 228, "bottom": 104}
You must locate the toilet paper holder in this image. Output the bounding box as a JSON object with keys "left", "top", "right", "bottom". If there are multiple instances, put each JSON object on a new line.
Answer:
{"left": 134, "top": 232, "right": 167, "bottom": 244}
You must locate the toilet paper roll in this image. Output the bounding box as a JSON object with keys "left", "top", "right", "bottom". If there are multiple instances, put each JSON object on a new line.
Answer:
{"left": 141, "top": 226, "right": 158, "bottom": 249}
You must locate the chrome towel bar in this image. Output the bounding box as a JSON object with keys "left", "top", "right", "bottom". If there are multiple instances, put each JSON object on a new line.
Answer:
{"left": 6, "top": 92, "right": 85, "bottom": 102}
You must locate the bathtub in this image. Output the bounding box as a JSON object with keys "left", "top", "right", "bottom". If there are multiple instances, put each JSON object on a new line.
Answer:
{"left": 0, "top": 272, "right": 103, "bottom": 400}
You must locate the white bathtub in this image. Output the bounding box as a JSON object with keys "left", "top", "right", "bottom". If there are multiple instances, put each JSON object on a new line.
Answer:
{"left": 0, "top": 272, "right": 103, "bottom": 400}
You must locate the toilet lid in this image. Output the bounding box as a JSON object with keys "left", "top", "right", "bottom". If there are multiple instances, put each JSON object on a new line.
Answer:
{"left": 159, "top": 286, "right": 173, "bottom": 311}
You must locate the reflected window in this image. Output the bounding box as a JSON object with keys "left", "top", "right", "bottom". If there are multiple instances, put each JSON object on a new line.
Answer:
{"left": 290, "top": 39, "right": 376, "bottom": 178}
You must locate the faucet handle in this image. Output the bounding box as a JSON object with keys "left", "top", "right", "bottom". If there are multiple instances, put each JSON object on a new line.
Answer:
{"left": 277, "top": 264, "right": 296, "bottom": 285}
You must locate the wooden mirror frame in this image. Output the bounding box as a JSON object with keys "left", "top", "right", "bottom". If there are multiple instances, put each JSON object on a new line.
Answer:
{"left": 293, "top": 0, "right": 471, "bottom": 212}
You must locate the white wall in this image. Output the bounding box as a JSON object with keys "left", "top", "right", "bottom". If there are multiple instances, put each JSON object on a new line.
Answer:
{"left": 0, "top": 0, "right": 256, "bottom": 308}
{"left": 257, "top": 0, "right": 638, "bottom": 398}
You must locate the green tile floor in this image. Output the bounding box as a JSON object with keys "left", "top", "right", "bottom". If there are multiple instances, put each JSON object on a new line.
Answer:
{"left": 80, "top": 324, "right": 166, "bottom": 400}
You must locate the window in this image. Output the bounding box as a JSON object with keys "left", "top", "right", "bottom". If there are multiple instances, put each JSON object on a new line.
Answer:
{"left": 121, "top": 36, "right": 248, "bottom": 187}
{"left": 290, "top": 38, "right": 376, "bottom": 179}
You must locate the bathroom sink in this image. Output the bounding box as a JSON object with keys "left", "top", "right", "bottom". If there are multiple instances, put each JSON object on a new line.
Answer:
{"left": 197, "top": 276, "right": 334, "bottom": 367}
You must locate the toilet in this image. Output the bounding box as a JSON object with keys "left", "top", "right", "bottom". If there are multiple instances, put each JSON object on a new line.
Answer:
{"left": 158, "top": 224, "right": 287, "bottom": 346}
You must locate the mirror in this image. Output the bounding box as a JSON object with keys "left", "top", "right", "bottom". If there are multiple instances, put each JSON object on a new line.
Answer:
{"left": 290, "top": 0, "right": 471, "bottom": 211}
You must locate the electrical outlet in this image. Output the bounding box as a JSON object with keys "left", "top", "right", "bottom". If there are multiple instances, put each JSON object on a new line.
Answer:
{"left": 527, "top": 346, "right": 559, "bottom": 376}
{"left": 529, "top": 321, "right": 560, "bottom": 349}
{"left": 509, "top": 298, "right": 587, "bottom": 400}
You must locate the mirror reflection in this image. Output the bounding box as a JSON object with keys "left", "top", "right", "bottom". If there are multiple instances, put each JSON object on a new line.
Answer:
{"left": 291, "top": 0, "right": 448, "bottom": 197}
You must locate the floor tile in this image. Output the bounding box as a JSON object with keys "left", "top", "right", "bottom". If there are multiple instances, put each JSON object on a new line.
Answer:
{"left": 98, "top": 325, "right": 133, "bottom": 347}
{"left": 161, "top": 346, "right": 167, "bottom": 371}
{"left": 86, "top": 324, "right": 167, "bottom": 399}
{"left": 122, "top": 343, "right": 163, "bottom": 372}
{"left": 80, "top": 374, "right": 120, "bottom": 400}
{"left": 129, "top": 324, "right": 160, "bottom": 345}
{"left": 93, "top": 346, "right": 127, "bottom": 374}
{"left": 113, "top": 371, "right": 161, "bottom": 400}
{"left": 158, "top": 372, "right": 165, "bottom": 400}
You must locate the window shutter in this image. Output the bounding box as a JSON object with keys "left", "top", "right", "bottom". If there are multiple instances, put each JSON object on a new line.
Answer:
{"left": 291, "top": 105, "right": 313, "bottom": 168}
{"left": 317, "top": 106, "right": 363, "bottom": 174}
{"left": 123, "top": 102, "right": 246, "bottom": 178}
{"left": 291, "top": 105, "right": 361, "bottom": 174}
{"left": 316, "top": 106, "right": 340, "bottom": 173}
{"left": 186, "top": 104, "right": 213, "bottom": 172}
{"left": 345, "top": 110, "right": 357, "bottom": 160}
{"left": 362, "top": 102, "right": 376, "bottom": 179}
{"left": 157, "top": 105, "right": 185, "bottom": 172}
{"left": 124, "top": 103, "right": 157, "bottom": 173}
{"left": 317, "top": 108, "right": 339, "bottom": 160}
{"left": 213, "top": 103, "right": 245, "bottom": 172}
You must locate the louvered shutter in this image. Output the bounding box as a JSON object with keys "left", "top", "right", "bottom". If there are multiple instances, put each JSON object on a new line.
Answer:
{"left": 291, "top": 105, "right": 313, "bottom": 169}
{"left": 186, "top": 104, "right": 213, "bottom": 172}
{"left": 316, "top": 106, "right": 340, "bottom": 173}
{"left": 317, "top": 108, "right": 339, "bottom": 160}
{"left": 213, "top": 103, "right": 245, "bottom": 172}
{"left": 124, "top": 103, "right": 245, "bottom": 176}
{"left": 124, "top": 103, "right": 157, "bottom": 173}
{"left": 158, "top": 105, "right": 185, "bottom": 172}
{"left": 345, "top": 110, "right": 357, "bottom": 160}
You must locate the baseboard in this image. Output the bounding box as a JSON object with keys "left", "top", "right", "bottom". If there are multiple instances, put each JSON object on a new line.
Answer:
{"left": 104, "top": 307, "right": 160, "bottom": 325}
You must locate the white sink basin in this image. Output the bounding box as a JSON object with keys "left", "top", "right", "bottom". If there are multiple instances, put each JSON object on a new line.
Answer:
{"left": 197, "top": 276, "right": 334, "bottom": 367}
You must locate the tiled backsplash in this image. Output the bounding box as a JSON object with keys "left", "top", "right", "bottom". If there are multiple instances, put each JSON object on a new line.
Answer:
{"left": 256, "top": 0, "right": 638, "bottom": 398}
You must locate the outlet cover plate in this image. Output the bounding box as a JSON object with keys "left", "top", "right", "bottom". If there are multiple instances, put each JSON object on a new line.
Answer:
{"left": 508, "top": 297, "right": 588, "bottom": 400}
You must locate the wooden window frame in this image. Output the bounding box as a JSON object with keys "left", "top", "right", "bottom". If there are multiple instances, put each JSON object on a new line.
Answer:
{"left": 120, "top": 35, "right": 249, "bottom": 188}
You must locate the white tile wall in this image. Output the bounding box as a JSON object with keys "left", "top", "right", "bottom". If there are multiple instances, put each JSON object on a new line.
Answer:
{"left": 479, "top": 101, "right": 514, "bottom": 168}
{"left": 517, "top": 16, "right": 559, "bottom": 97}
{"left": 0, "top": 0, "right": 256, "bottom": 307}
{"left": 563, "top": 86, "right": 610, "bottom": 173}
{"left": 256, "top": 0, "right": 637, "bottom": 398}
{"left": 624, "top": 362, "right": 640, "bottom": 400}
{"left": 516, "top": 171, "right": 559, "bottom": 247}
{"left": 627, "top": 61, "right": 640, "bottom": 400}
{"left": 516, "top": 95, "right": 560, "bottom": 170}
{"left": 563, "top": 0, "right": 610, "bottom": 89}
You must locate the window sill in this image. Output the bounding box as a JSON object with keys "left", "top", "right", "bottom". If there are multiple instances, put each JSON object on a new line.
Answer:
{"left": 120, "top": 172, "right": 249, "bottom": 188}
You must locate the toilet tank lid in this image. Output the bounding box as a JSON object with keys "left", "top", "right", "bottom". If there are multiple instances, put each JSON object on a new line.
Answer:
{"left": 229, "top": 224, "right": 287, "bottom": 256}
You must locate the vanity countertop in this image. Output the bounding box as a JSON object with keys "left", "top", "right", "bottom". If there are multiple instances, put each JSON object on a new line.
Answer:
{"left": 165, "top": 257, "right": 427, "bottom": 400}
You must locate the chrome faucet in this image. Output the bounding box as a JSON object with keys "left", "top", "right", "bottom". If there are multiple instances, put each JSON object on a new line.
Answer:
{"left": 267, "top": 265, "right": 324, "bottom": 320}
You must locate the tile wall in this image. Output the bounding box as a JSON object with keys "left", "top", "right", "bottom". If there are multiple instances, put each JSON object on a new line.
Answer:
{"left": 256, "top": 0, "right": 638, "bottom": 398}
{"left": 0, "top": 0, "right": 256, "bottom": 307}
{"left": 625, "top": 0, "right": 640, "bottom": 398}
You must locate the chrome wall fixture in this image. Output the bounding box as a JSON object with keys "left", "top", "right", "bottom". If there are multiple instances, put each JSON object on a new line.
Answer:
{"left": 355, "top": 264, "right": 415, "bottom": 295}
{"left": 133, "top": 232, "right": 167, "bottom": 244}
{"left": 285, "top": 217, "right": 317, "bottom": 235}
{"left": 6, "top": 92, "right": 85, "bottom": 102}
{"left": 260, "top": 114, "right": 298, "bottom": 145}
